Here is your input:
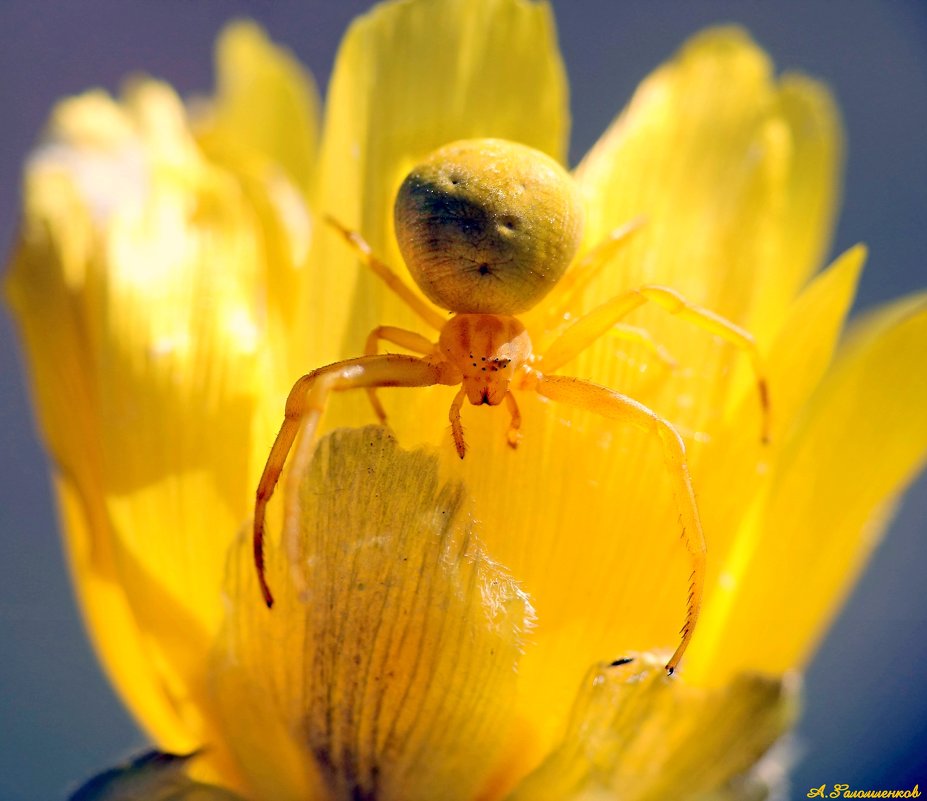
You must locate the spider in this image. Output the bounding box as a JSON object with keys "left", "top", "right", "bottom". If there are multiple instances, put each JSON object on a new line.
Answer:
{"left": 253, "top": 138, "right": 769, "bottom": 674}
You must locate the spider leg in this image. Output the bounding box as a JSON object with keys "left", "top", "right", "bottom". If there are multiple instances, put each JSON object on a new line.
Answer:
{"left": 608, "top": 323, "right": 678, "bottom": 370}
{"left": 544, "top": 217, "right": 646, "bottom": 326}
{"left": 504, "top": 391, "right": 522, "bottom": 449}
{"left": 531, "top": 373, "right": 706, "bottom": 675}
{"left": 326, "top": 216, "right": 447, "bottom": 331}
{"left": 538, "top": 284, "right": 770, "bottom": 443}
{"left": 449, "top": 386, "right": 467, "bottom": 459}
{"left": 364, "top": 325, "right": 436, "bottom": 423}
{"left": 254, "top": 353, "right": 459, "bottom": 607}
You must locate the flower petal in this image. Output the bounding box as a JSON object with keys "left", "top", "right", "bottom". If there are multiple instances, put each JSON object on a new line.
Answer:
{"left": 200, "top": 20, "right": 320, "bottom": 199}
{"left": 212, "top": 427, "right": 532, "bottom": 801}
{"left": 506, "top": 654, "right": 796, "bottom": 801}
{"left": 5, "top": 76, "right": 306, "bottom": 768}
{"left": 761, "top": 245, "right": 866, "bottom": 436}
{"left": 567, "top": 28, "right": 842, "bottom": 443}
{"left": 687, "top": 246, "right": 865, "bottom": 680}
{"left": 575, "top": 26, "right": 840, "bottom": 323}
{"left": 6, "top": 90, "right": 203, "bottom": 748}
{"left": 54, "top": 475, "right": 196, "bottom": 749}
{"left": 304, "top": 0, "right": 569, "bottom": 365}
{"left": 696, "top": 293, "right": 927, "bottom": 678}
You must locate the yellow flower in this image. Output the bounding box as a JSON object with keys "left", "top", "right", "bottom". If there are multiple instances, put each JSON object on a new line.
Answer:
{"left": 6, "top": 1, "right": 926, "bottom": 799}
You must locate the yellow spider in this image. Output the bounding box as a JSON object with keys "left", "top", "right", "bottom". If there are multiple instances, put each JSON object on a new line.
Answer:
{"left": 253, "top": 138, "right": 769, "bottom": 674}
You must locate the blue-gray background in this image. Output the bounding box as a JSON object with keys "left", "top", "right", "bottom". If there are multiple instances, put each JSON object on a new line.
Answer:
{"left": 1, "top": 2, "right": 924, "bottom": 799}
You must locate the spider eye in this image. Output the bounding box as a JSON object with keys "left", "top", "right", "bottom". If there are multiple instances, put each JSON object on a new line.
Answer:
{"left": 394, "top": 138, "right": 584, "bottom": 315}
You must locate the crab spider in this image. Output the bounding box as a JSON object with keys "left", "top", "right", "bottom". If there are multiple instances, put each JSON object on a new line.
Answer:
{"left": 253, "top": 138, "right": 770, "bottom": 674}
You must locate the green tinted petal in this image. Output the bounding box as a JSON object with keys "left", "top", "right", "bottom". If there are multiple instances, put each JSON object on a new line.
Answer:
{"left": 70, "top": 751, "right": 245, "bottom": 801}
{"left": 212, "top": 428, "right": 532, "bottom": 801}
{"left": 507, "top": 654, "right": 796, "bottom": 801}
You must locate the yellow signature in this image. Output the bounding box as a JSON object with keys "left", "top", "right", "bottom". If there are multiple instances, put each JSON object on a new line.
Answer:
{"left": 808, "top": 785, "right": 921, "bottom": 799}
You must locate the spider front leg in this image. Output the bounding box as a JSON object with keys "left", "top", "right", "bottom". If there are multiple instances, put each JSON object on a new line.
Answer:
{"left": 529, "top": 372, "right": 706, "bottom": 675}
{"left": 253, "top": 353, "right": 459, "bottom": 607}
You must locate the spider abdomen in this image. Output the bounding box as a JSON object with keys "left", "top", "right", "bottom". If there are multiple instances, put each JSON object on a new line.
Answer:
{"left": 395, "top": 139, "right": 584, "bottom": 315}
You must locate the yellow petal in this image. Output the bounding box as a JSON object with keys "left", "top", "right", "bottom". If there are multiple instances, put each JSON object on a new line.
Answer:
{"left": 54, "top": 476, "right": 192, "bottom": 749}
{"left": 575, "top": 26, "right": 840, "bottom": 323}
{"left": 696, "top": 293, "right": 927, "bottom": 678}
{"left": 212, "top": 428, "right": 532, "bottom": 801}
{"left": 302, "top": 0, "right": 568, "bottom": 368}
{"left": 6, "top": 101, "right": 199, "bottom": 747}
{"left": 506, "top": 654, "right": 796, "bottom": 801}
{"left": 761, "top": 244, "right": 866, "bottom": 435}
{"left": 200, "top": 20, "right": 320, "bottom": 199}
{"left": 5, "top": 77, "right": 303, "bottom": 777}
{"left": 687, "top": 246, "right": 865, "bottom": 679}
{"left": 567, "top": 28, "right": 842, "bottom": 444}
{"left": 197, "top": 22, "right": 317, "bottom": 386}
